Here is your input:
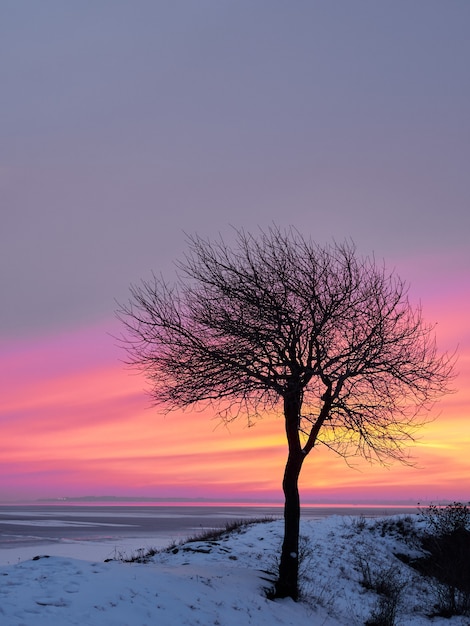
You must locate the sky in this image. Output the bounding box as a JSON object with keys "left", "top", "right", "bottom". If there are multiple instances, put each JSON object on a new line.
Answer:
{"left": 1, "top": 1, "right": 469, "bottom": 503}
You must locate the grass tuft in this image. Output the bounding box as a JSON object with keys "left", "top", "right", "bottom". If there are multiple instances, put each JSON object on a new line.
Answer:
{"left": 118, "top": 516, "right": 275, "bottom": 563}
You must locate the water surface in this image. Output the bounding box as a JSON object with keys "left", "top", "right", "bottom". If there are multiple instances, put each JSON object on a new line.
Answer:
{"left": 0, "top": 503, "right": 418, "bottom": 564}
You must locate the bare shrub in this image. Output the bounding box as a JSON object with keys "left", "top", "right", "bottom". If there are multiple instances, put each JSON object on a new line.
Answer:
{"left": 430, "top": 580, "right": 470, "bottom": 618}
{"left": 414, "top": 528, "right": 470, "bottom": 617}
{"left": 357, "top": 555, "right": 407, "bottom": 626}
{"left": 366, "top": 592, "right": 402, "bottom": 626}
{"left": 410, "top": 503, "right": 470, "bottom": 617}
{"left": 418, "top": 501, "right": 470, "bottom": 535}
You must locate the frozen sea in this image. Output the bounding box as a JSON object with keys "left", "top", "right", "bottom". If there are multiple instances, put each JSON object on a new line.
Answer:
{"left": 0, "top": 503, "right": 417, "bottom": 565}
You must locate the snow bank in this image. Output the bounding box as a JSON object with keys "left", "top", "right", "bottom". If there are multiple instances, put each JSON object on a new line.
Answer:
{"left": 0, "top": 516, "right": 468, "bottom": 625}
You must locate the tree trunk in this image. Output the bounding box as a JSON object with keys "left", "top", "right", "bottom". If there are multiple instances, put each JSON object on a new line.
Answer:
{"left": 275, "top": 449, "right": 304, "bottom": 599}
{"left": 274, "top": 383, "right": 330, "bottom": 600}
{"left": 275, "top": 387, "right": 304, "bottom": 600}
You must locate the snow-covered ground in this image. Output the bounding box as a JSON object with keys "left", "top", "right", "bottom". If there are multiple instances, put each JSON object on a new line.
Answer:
{"left": 0, "top": 515, "right": 467, "bottom": 625}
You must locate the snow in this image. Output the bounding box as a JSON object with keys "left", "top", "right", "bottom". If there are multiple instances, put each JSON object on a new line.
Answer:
{"left": 0, "top": 515, "right": 468, "bottom": 625}
{"left": 0, "top": 535, "right": 175, "bottom": 567}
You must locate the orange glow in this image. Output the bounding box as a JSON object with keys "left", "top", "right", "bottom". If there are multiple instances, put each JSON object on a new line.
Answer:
{"left": 1, "top": 275, "right": 469, "bottom": 504}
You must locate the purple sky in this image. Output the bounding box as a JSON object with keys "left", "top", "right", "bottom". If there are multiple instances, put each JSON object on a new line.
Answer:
{"left": 2, "top": 1, "right": 469, "bottom": 340}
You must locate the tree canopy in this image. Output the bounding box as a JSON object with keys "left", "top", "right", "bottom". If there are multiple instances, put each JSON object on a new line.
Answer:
{"left": 119, "top": 228, "right": 453, "bottom": 462}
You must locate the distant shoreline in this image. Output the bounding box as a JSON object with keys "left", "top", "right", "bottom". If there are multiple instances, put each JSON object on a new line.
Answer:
{"left": 0, "top": 497, "right": 426, "bottom": 508}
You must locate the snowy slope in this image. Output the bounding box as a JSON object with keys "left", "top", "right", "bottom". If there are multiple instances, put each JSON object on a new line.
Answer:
{"left": 0, "top": 516, "right": 468, "bottom": 625}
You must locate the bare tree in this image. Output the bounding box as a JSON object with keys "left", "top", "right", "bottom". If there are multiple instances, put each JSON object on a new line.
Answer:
{"left": 117, "top": 227, "right": 454, "bottom": 600}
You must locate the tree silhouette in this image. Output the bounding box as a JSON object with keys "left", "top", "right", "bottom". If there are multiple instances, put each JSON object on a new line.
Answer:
{"left": 117, "top": 227, "right": 454, "bottom": 599}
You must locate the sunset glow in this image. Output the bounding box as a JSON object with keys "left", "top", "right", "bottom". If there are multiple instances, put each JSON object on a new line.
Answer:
{"left": 1, "top": 275, "right": 468, "bottom": 504}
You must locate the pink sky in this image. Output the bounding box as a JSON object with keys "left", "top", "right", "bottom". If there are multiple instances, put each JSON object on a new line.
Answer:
{"left": 1, "top": 261, "right": 468, "bottom": 504}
